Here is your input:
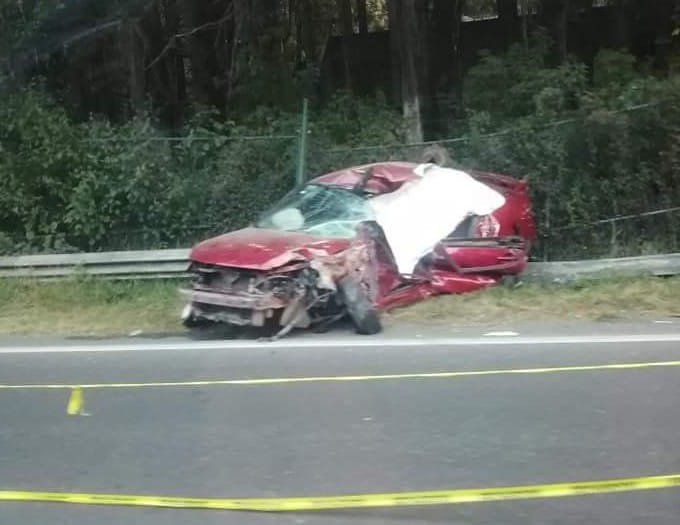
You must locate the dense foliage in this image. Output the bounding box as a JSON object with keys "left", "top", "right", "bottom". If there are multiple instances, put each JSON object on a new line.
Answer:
{"left": 0, "top": 89, "right": 404, "bottom": 253}
{"left": 2, "top": 44, "right": 679, "bottom": 259}
{"left": 457, "top": 45, "right": 680, "bottom": 259}
{"left": 1, "top": 0, "right": 679, "bottom": 259}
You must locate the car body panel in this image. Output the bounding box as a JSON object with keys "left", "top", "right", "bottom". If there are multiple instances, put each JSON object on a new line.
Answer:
{"left": 190, "top": 227, "right": 351, "bottom": 271}
{"left": 312, "top": 162, "right": 418, "bottom": 194}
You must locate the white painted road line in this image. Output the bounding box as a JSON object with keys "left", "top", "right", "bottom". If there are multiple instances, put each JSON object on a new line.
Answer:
{"left": 1, "top": 333, "right": 680, "bottom": 354}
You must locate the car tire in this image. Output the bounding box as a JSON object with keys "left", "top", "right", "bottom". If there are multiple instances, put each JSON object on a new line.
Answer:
{"left": 338, "top": 276, "right": 382, "bottom": 335}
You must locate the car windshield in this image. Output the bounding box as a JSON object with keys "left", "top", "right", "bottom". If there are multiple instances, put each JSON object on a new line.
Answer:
{"left": 256, "top": 184, "right": 374, "bottom": 238}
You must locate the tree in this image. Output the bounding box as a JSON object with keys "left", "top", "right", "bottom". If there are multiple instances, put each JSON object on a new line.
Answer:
{"left": 519, "top": 0, "right": 531, "bottom": 48}
{"left": 539, "top": 0, "right": 570, "bottom": 64}
{"left": 387, "top": 0, "right": 426, "bottom": 142}
{"left": 428, "top": 0, "right": 465, "bottom": 122}
{"left": 497, "top": 0, "right": 518, "bottom": 48}
{"left": 336, "top": 0, "right": 354, "bottom": 92}
{"left": 356, "top": 0, "right": 368, "bottom": 34}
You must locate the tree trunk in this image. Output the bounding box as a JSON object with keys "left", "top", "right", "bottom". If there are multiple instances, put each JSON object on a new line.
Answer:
{"left": 427, "top": 0, "right": 455, "bottom": 135}
{"left": 614, "top": 0, "right": 632, "bottom": 48}
{"left": 429, "top": 0, "right": 465, "bottom": 123}
{"left": 164, "top": 0, "right": 185, "bottom": 130}
{"left": 144, "top": 0, "right": 186, "bottom": 128}
{"left": 520, "top": 0, "right": 529, "bottom": 48}
{"left": 257, "top": 0, "right": 284, "bottom": 65}
{"left": 336, "top": 0, "right": 354, "bottom": 92}
{"left": 573, "top": 0, "right": 596, "bottom": 77}
{"left": 356, "top": 0, "right": 369, "bottom": 34}
{"left": 177, "top": 0, "right": 215, "bottom": 107}
{"left": 540, "top": 0, "right": 570, "bottom": 64}
{"left": 392, "top": 0, "right": 423, "bottom": 142}
{"left": 387, "top": 0, "right": 402, "bottom": 105}
{"left": 556, "top": 0, "right": 569, "bottom": 61}
{"left": 497, "top": 0, "right": 518, "bottom": 48}
{"left": 298, "top": 0, "right": 316, "bottom": 67}
{"left": 450, "top": 0, "right": 465, "bottom": 117}
{"left": 120, "top": 18, "right": 146, "bottom": 116}
{"left": 430, "top": 0, "right": 455, "bottom": 91}
{"left": 226, "top": 0, "right": 249, "bottom": 105}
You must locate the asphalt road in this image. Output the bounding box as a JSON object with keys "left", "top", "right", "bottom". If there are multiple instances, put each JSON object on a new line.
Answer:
{"left": 1, "top": 325, "right": 680, "bottom": 524}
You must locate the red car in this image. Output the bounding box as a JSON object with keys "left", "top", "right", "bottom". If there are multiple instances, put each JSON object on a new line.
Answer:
{"left": 180, "top": 161, "right": 536, "bottom": 337}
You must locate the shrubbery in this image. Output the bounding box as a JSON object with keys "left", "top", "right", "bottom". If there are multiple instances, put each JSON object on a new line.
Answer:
{"left": 0, "top": 91, "right": 403, "bottom": 253}
{"left": 1, "top": 44, "right": 679, "bottom": 260}
{"left": 456, "top": 45, "right": 680, "bottom": 259}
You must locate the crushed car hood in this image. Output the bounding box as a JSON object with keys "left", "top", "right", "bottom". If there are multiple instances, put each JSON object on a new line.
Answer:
{"left": 189, "top": 227, "right": 351, "bottom": 270}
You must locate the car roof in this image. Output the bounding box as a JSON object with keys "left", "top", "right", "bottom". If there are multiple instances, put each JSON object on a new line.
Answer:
{"left": 311, "top": 162, "right": 420, "bottom": 190}
{"left": 310, "top": 161, "right": 526, "bottom": 197}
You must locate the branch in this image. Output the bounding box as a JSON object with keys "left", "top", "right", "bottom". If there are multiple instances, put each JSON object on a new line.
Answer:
{"left": 145, "top": 5, "right": 234, "bottom": 71}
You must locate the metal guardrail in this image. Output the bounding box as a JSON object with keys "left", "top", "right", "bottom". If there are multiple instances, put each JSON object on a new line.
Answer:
{"left": 1, "top": 250, "right": 680, "bottom": 281}
{"left": 523, "top": 253, "right": 680, "bottom": 282}
{"left": 0, "top": 249, "right": 190, "bottom": 279}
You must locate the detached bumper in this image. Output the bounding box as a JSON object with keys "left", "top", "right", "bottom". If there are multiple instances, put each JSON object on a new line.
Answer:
{"left": 179, "top": 288, "right": 288, "bottom": 310}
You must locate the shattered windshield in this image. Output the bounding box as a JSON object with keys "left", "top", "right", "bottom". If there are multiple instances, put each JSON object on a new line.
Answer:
{"left": 256, "top": 184, "right": 374, "bottom": 238}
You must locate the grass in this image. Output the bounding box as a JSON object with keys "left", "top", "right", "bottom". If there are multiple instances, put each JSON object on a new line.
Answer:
{"left": 0, "top": 278, "right": 184, "bottom": 336}
{"left": 0, "top": 276, "right": 679, "bottom": 337}
{"left": 389, "top": 276, "right": 680, "bottom": 325}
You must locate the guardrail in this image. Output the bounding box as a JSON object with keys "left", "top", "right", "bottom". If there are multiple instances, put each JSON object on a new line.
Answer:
{"left": 0, "top": 249, "right": 190, "bottom": 280}
{"left": 523, "top": 253, "right": 680, "bottom": 282}
{"left": 2, "top": 250, "right": 680, "bottom": 281}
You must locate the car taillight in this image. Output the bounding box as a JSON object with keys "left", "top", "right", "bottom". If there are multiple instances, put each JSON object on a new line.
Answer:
{"left": 474, "top": 214, "right": 500, "bottom": 238}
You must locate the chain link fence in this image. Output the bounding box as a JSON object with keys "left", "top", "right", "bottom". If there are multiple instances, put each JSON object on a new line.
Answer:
{"left": 303, "top": 103, "right": 680, "bottom": 262}
{"left": 2, "top": 100, "right": 679, "bottom": 261}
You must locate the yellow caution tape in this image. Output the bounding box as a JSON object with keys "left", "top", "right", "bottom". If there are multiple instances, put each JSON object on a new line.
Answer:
{"left": 1, "top": 474, "right": 678, "bottom": 511}
{"left": 0, "top": 360, "right": 679, "bottom": 390}
{"left": 66, "top": 387, "right": 83, "bottom": 415}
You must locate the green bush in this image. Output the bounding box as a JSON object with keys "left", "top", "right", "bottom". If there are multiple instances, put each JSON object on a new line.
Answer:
{"left": 457, "top": 44, "right": 680, "bottom": 259}
{"left": 0, "top": 90, "right": 404, "bottom": 254}
{"left": 592, "top": 49, "right": 638, "bottom": 93}
{"left": 464, "top": 39, "right": 588, "bottom": 124}
{"left": 2, "top": 44, "right": 679, "bottom": 260}
{"left": 0, "top": 87, "right": 87, "bottom": 252}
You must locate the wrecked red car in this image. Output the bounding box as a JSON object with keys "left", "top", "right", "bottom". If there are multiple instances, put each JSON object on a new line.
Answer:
{"left": 180, "top": 161, "right": 536, "bottom": 337}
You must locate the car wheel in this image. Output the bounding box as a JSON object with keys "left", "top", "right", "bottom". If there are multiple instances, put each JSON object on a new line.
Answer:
{"left": 338, "top": 276, "right": 382, "bottom": 335}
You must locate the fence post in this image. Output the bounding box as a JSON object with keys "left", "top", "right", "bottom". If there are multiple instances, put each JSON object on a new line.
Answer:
{"left": 295, "top": 98, "right": 309, "bottom": 186}
{"left": 609, "top": 220, "right": 618, "bottom": 257}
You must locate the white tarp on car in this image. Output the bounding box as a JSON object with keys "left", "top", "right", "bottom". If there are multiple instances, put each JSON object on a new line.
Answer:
{"left": 368, "top": 164, "right": 506, "bottom": 275}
